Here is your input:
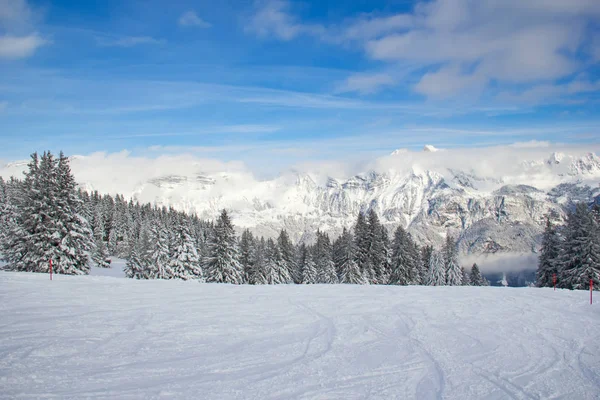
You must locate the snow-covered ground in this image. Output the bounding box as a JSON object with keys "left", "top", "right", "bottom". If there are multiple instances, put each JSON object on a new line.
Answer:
{"left": 1, "top": 273, "right": 599, "bottom": 399}
{"left": 89, "top": 258, "right": 126, "bottom": 278}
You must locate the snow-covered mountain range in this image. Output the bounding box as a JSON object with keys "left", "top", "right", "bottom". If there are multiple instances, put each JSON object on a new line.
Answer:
{"left": 2, "top": 144, "right": 600, "bottom": 267}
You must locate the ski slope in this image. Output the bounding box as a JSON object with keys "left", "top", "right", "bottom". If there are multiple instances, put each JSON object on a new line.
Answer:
{"left": 1, "top": 272, "right": 599, "bottom": 399}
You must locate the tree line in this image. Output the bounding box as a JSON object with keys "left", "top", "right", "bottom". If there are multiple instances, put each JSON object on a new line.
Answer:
{"left": 0, "top": 151, "right": 491, "bottom": 286}
{"left": 536, "top": 203, "right": 600, "bottom": 290}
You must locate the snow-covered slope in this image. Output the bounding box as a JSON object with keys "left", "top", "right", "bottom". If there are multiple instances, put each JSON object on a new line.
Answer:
{"left": 2, "top": 145, "right": 600, "bottom": 255}
{"left": 1, "top": 272, "right": 599, "bottom": 399}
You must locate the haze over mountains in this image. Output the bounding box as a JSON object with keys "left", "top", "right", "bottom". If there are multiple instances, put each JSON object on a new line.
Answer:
{"left": 2, "top": 143, "right": 600, "bottom": 271}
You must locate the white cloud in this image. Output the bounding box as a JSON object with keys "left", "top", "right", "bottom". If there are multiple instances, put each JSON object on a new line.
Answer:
{"left": 497, "top": 78, "right": 600, "bottom": 104}
{"left": 0, "top": 0, "right": 47, "bottom": 59}
{"left": 178, "top": 11, "right": 211, "bottom": 28}
{"left": 0, "top": 0, "right": 34, "bottom": 31}
{"left": 414, "top": 65, "right": 486, "bottom": 98}
{"left": 341, "top": 14, "right": 413, "bottom": 42}
{"left": 248, "top": 0, "right": 600, "bottom": 99}
{"left": 246, "top": 0, "right": 324, "bottom": 41}
{"left": 335, "top": 73, "right": 395, "bottom": 95}
{"left": 0, "top": 33, "right": 46, "bottom": 59}
{"left": 96, "top": 35, "right": 164, "bottom": 47}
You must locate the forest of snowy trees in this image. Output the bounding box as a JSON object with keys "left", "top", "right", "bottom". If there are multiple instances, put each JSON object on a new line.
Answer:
{"left": 536, "top": 203, "right": 600, "bottom": 290}
{"left": 0, "top": 151, "right": 499, "bottom": 287}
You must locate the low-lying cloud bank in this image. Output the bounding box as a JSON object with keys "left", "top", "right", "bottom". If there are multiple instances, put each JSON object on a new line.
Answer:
{"left": 1, "top": 142, "right": 599, "bottom": 201}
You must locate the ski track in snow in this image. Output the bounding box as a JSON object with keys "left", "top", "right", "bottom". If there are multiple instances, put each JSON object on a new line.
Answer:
{"left": 0, "top": 273, "right": 599, "bottom": 400}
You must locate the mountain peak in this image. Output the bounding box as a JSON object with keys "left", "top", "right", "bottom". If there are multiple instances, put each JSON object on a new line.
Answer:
{"left": 423, "top": 145, "right": 439, "bottom": 152}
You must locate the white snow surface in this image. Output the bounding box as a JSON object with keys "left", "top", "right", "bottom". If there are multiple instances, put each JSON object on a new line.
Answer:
{"left": 89, "top": 258, "right": 126, "bottom": 278}
{"left": 1, "top": 272, "right": 599, "bottom": 400}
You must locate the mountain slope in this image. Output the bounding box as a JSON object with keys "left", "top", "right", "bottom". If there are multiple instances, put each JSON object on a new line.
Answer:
{"left": 2, "top": 146, "right": 599, "bottom": 259}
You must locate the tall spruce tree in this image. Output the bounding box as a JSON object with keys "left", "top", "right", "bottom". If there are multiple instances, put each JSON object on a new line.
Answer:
{"left": 389, "top": 226, "right": 419, "bottom": 285}
{"left": 470, "top": 263, "right": 484, "bottom": 286}
{"left": 315, "top": 231, "right": 337, "bottom": 284}
{"left": 367, "top": 209, "right": 385, "bottom": 284}
{"left": 428, "top": 250, "right": 446, "bottom": 286}
{"left": 336, "top": 228, "right": 366, "bottom": 284}
{"left": 354, "top": 212, "right": 371, "bottom": 281}
{"left": 240, "top": 229, "right": 256, "bottom": 284}
{"left": 301, "top": 245, "right": 318, "bottom": 284}
{"left": 169, "top": 218, "right": 203, "bottom": 280}
{"left": 146, "top": 221, "right": 172, "bottom": 279}
{"left": 559, "top": 203, "right": 600, "bottom": 290}
{"left": 536, "top": 214, "right": 561, "bottom": 287}
{"left": 444, "top": 235, "right": 462, "bottom": 286}
{"left": 204, "top": 210, "right": 243, "bottom": 284}
{"left": 53, "top": 152, "right": 94, "bottom": 274}
{"left": 277, "top": 229, "right": 297, "bottom": 284}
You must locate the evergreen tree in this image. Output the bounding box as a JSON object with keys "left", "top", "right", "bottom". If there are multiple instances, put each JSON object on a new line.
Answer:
{"left": 444, "top": 235, "right": 462, "bottom": 286}
{"left": 427, "top": 250, "right": 446, "bottom": 286}
{"left": 277, "top": 229, "right": 297, "bottom": 284}
{"left": 354, "top": 212, "right": 371, "bottom": 281}
{"left": 301, "top": 246, "right": 318, "bottom": 284}
{"left": 367, "top": 209, "right": 385, "bottom": 284}
{"left": 389, "top": 226, "right": 419, "bottom": 285}
{"left": 249, "top": 237, "right": 266, "bottom": 284}
{"left": 169, "top": 219, "right": 203, "bottom": 280}
{"left": 470, "top": 263, "right": 484, "bottom": 286}
{"left": 259, "top": 238, "right": 292, "bottom": 284}
{"left": 336, "top": 228, "right": 367, "bottom": 284}
{"left": 204, "top": 210, "right": 243, "bottom": 284}
{"left": 559, "top": 203, "right": 600, "bottom": 290}
{"left": 53, "top": 152, "right": 94, "bottom": 274}
{"left": 419, "top": 245, "right": 434, "bottom": 285}
{"left": 461, "top": 267, "right": 471, "bottom": 285}
{"left": 239, "top": 229, "right": 256, "bottom": 284}
{"left": 124, "top": 242, "right": 144, "bottom": 279}
{"left": 315, "top": 231, "right": 337, "bottom": 284}
{"left": 536, "top": 214, "right": 561, "bottom": 287}
{"left": 92, "top": 210, "right": 110, "bottom": 268}
{"left": 146, "top": 222, "right": 172, "bottom": 279}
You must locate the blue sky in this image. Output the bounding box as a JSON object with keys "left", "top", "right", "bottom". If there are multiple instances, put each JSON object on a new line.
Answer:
{"left": 0, "top": 0, "right": 599, "bottom": 169}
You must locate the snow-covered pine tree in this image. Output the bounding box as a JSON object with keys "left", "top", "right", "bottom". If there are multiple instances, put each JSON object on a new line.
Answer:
{"left": 204, "top": 209, "right": 243, "bottom": 284}
{"left": 354, "top": 212, "right": 371, "bottom": 281}
{"left": 336, "top": 228, "right": 367, "bottom": 284}
{"left": 277, "top": 229, "right": 296, "bottom": 284}
{"left": 146, "top": 221, "right": 172, "bottom": 279}
{"left": 559, "top": 203, "right": 600, "bottom": 290}
{"left": 315, "top": 231, "right": 337, "bottom": 284}
{"left": 461, "top": 267, "right": 471, "bottom": 285}
{"left": 427, "top": 250, "right": 446, "bottom": 286}
{"left": 0, "top": 176, "right": 28, "bottom": 271}
{"left": 380, "top": 227, "right": 393, "bottom": 283}
{"left": 92, "top": 209, "right": 110, "bottom": 268}
{"left": 0, "top": 178, "right": 24, "bottom": 271}
{"left": 240, "top": 229, "right": 255, "bottom": 284}
{"left": 367, "top": 209, "right": 386, "bottom": 284}
{"left": 301, "top": 245, "right": 318, "bottom": 284}
{"left": 260, "top": 238, "right": 292, "bottom": 284}
{"left": 536, "top": 213, "right": 561, "bottom": 287}
{"left": 249, "top": 237, "right": 266, "bottom": 284}
{"left": 444, "top": 235, "right": 462, "bottom": 286}
{"left": 124, "top": 241, "right": 144, "bottom": 279}
{"left": 169, "top": 216, "right": 203, "bottom": 280}
{"left": 389, "top": 226, "right": 419, "bottom": 285}
{"left": 53, "top": 152, "right": 94, "bottom": 274}
{"left": 470, "top": 263, "right": 483, "bottom": 286}
{"left": 419, "top": 245, "right": 434, "bottom": 285}
{"left": 17, "top": 152, "right": 62, "bottom": 273}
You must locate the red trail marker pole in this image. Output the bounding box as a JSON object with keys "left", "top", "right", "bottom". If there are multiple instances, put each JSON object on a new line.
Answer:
{"left": 49, "top": 259, "right": 52, "bottom": 281}
{"left": 591, "top": 279, "right": 593, "bottom": 305}
{"left": 553, "top": 273, "right": 556, "bottom": 291}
